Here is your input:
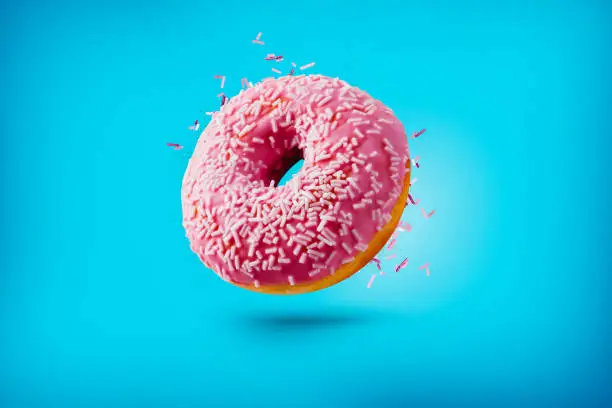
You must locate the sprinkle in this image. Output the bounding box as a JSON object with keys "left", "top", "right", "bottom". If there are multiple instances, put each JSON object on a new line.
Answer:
{"left": 188, "top": 119, "right": 200, "bottom": 131}
{"left": 407, "top": 194, "right": 420, "bottom": 206}
{"left": 395, "top": 257, "right": 409, "bottom": 272}
{"left": 213, "top": 75, "right": 226, "bottom": 88}
{"left": 368, "top": 257, "right": 382, "bottom": 270}
{"left": 166, "top": 142, "right": 183, "bottom": 150}
{"left": 271, "top": 68, "right": 282, "bottom": 74}
{"left": 412, "top": 156, "right": 421, "bottom": 168}
{"left": 252, "top": 40, "right": 264, "bottom": 45}
{"left": 288, "top": 67, "right": 295, "bottom": 76}
{"left": 241, "top": 78, "right": 249, "bottom": 89}
{"left": 218, "top": 93, "right": 228, "bottom": 106}
{"left": 419, "top": 262, "right": 430, "bottom": 276}
{"left": 385, "top": 254, "right": 396, "bottom": 260}
{"left": 398, "top": 222, "right": 412, "bottom": 232}
{"left": 288, "top": 275, "right": 295, "bottom": 286}
{"left": 411, "top": 178, "right": 418, "bottom": 185}
{"left": 421, "top": 208, "right": 435, "bottom": 219}
{"left": 300, "top": 62, "right": 315, "bottom": 71}
{"left": 255, "top": 32, "right": 262, "bottom": 40}
{"left": 366, "top": 274, "right": 376, "bottom": 289}
{"left": 387, "top": 238, "right": 396, "bottom": 250}
{"left": 411, "top": 128, "right": 426, "bottom": 139}
{"left": 291, "top": 62, "right": 296, "bottom": 67}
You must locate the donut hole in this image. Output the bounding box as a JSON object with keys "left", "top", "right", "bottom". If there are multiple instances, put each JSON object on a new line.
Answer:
{"left": 268, "top": 146, "right": 304, "bottom": 187}
{"left": 277, "top": 159, "right": 304, "bottom": 186}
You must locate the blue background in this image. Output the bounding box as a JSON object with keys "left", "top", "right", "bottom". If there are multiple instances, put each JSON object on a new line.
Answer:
{"left": 1, "top": 0, "right": 611, "bottom": 407}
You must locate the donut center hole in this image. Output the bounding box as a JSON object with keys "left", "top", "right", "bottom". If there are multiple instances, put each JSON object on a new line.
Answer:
{"left": 269, "top": 147, "right": 304, "bottom": 187}
{"left": 278, "top": 159, "right": 304, "bottom": 186}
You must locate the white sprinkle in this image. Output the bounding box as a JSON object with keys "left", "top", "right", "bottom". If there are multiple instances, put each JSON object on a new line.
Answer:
{"left": 353, "top": 128, "right": 365, "bottom": 138}
{"left": 300, "top": 62, "right": 315, "bottom": 70}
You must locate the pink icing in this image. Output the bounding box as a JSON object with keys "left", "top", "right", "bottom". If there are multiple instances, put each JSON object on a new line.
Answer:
{"left": 182, "top": 74, "right": 410, "bottom": 288}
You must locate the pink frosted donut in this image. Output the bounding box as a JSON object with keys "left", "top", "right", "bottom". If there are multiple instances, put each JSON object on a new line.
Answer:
{"left": 182, "top": 74, "right": 411, "bottom": 294}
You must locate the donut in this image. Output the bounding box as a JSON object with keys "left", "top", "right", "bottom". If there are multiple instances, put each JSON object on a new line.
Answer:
{"left": 182, "top": 74, "right": 411, "bottom": 294}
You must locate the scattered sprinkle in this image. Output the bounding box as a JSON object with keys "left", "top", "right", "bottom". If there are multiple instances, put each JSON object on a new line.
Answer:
{"left": 218, "top": 93, "right": 228, "bottom": 106}
{"left": 411, "top": 129, "right": 426, "bottom": 139}
{"left": 255, "top": 32, "right": 262, "bottom": 40}
{"left": 412, "top": 156, "right": 421, "bottom": 168}
{"left": 300, "top": 62, "right": 315, "bottom": 71}
{"left": 385, "top": 254, "right": 397, "bottom": 260}
{"left": 407, "top": 194, "right": 420, "bottom": 206}
{"left": 395, "top": 257, "right": 409, "bottom": 272}
{"left": 387, "top": 238, "right": 396, "bottom": 250}
{"left": 213, "top": 75, "right": 226, "bottom": 88}
{"left": 271, "top": 68, "right": 282, "bottom": 74}
{"left": 419, "top": 262, "right": 430, "bottom": 276}
{"left": 166, "top": 142, "right": 183, "bottom": 150}
{"left": 264, "top": 54, "right": 284, "bottom": 62}
{"left": 252, "top": 39, "right": 264, "bottom": 45}
{"left": 188, "top": 120, "right": 200, "bottom": 131}
{"left": 366, "top": 274, "right": 376, "bottom": 288}
{"left": 398, "top": 222, "right": 412, "bottom": 232}
{"left": 410, "top": 178, "right": 418, "bottom": 185}
{"left": 421, "top": 208, "right": 435, "bottom": 219}
{"left": 291, "top": 62, "right": 297, "bottom": 67}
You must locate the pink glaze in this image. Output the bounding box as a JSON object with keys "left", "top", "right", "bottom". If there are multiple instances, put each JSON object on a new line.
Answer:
{"left": 181, "top": 74, "right": 410, "bottom": 287}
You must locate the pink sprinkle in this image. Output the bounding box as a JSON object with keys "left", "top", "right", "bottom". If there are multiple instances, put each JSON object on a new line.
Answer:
{"left": 271, "top": 68, "right": 282, "bottom": 74}
{"left": 255, "top": 32, "right": 262, "bottom": 40}
{"left": 252, "top": 40, "right": 264, "bottom": 45}
{"left": 395, "top": 257, "right": 409, "bottom": 272}
{"left": 291, "top": 62, "right": 296, "bottom": 67}
{"left": 398, "top": 222, "right": 412, "bottom": 232}
{"left": 385, "top": 254, "right": 397, "bottom": 260}
{"left": 288, "top": 67, "right": 295, "bottom": 76}
{"left": 369, "top": 257, "right": 382, "bottom": 270}
{"left": 387, "top": 238, "right": 396, "bottom": 250}
{"left": 411, "top": 178, "right": 418, "bottom": 185}
{"left": 411, "top": 129, "right": 426, "bottom": 139}
{"left": 419, "top": 262, "right": 430, "bottom": 276}
{"left": 166, "top": 142, "right": 183, "bottom": 150}
{"left": 366, "top": 274, "right": 376, "bottom": 289}
{"left": 188, "top": 119, "right": 200, "bottom": 131}
{"left": 421, "top": 208, "right": 435, "bottom": 219}
{"left": 300, "top": 62, "right": 315, "bottom": 70}
{"left": 218, "top": 93, "right": 228, "bottom": 106}
{"left": 213, "top": 75, "right": 226, "bottom": 88}
{"left": 412, "top": 156, "right": 421, "bottom": 168}
{"left": 407, "top": 194, "right": 420, "bottom": 207}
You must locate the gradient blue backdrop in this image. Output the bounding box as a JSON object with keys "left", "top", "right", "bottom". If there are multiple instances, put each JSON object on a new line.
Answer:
{"left": 1, "top": 0, "right": 611, "bottom": 407}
